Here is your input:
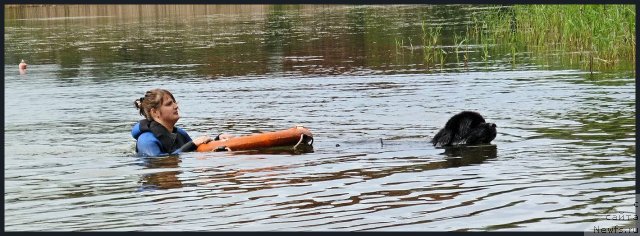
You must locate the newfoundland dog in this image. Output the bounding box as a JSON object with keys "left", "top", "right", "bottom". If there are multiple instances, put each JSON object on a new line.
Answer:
{"left": 431, "top": 111, "right": 497, "bottom": 147}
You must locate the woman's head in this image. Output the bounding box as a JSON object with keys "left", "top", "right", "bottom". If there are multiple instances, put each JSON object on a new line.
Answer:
{"left": 134, "top": 89, "right": 180, "bottom": 124}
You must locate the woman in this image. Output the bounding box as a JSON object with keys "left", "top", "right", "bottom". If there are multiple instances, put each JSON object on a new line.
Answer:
{"left": 131, "top": 89, "right": 227, "bottom": 156}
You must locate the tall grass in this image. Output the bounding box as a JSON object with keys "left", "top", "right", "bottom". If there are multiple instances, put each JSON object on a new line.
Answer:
{"left": 392, "top": 5, "right": 634, "bottom": 73}
{"left": 421, "top": 20, "right": 443, "bottom": 71}
{"left": 479, "top": 5, "right": 635, "bottom": 71}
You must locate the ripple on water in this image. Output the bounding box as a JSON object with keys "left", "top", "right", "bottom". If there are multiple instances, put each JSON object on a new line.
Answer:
{"left": 3, "top": 5, "right": 635, "bottom": 231}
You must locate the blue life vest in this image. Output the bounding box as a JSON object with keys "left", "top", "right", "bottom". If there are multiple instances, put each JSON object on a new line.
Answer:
{"left": 131, "top": 119, "right": 195, "bottom": 157}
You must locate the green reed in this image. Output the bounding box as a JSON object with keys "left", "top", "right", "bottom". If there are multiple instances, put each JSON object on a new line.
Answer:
{"left": 421, "top": 20, "right": 443, "bottom": 71}
{"left": 395, "top": 37, "right": 404, "bottom": 55}
{"left": 453, "top": 32, "right": 466, "bottom": 65}
{"left": 477, "top": 5, "right": 635, "bottom": 72}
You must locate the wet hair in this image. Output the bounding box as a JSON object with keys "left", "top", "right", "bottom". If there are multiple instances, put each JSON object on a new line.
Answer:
{"left": 134, "top": 89, "right": 176, "bottom": 121}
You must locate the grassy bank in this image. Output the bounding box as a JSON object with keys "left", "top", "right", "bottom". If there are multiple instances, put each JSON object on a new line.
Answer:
{"left": 476, "top": 4, "right": 635, "bottom": 71}
{"left": 402, "top": 5, "right": 636, "bottom": 73}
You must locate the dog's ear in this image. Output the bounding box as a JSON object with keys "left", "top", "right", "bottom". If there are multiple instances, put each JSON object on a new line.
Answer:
{"left": 455, "top": 117, "right": 474, "bottom": 137}
{"left": 464, "top": 127, "right": 484, "bottom": 145}
{"left": 431, "top": 128, "right": 453, "bottom": 147}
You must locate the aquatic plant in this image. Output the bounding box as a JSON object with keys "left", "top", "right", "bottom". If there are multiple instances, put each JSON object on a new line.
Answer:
{"left": 395, "top": 37, "right": 404, "bottom": 55}
{"left": 421, "top": 20, "right": 443, "bottom": 71}
{"left": 476, "top": 5, "right": 635, "bottom": 72}
{"left": 453, "top": 32, "right": 468, "bottom": 66}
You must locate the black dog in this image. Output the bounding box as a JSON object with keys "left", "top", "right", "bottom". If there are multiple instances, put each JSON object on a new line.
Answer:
{"left": 431, "top": 111, "right": 497, "bottom": 147}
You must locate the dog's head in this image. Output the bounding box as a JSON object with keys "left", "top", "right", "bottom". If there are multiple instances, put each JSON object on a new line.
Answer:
{"left": 467, "top": 122, "right": 497, "bottom": 144}
{"left": 432, "top": 111, "right": 497, "bottom": 147}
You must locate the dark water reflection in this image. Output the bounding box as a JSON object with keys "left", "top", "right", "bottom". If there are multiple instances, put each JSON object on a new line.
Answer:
{"left": 4, "top": 4, "right": 635, "bottom": 231}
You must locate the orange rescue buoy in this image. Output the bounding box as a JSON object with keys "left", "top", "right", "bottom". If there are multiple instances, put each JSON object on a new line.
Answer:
{"left": 196, "top": 126, "right": 313, "bottom": 152}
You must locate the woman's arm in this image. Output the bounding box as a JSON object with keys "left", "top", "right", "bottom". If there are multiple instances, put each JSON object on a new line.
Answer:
{"left": 137, "top": 129, "right": 213, "bottom": 156}
{"left": 138, "top": 139, "right": 198, "bottom": 156}
{"left": 175, "top": 128, "right": 212, "bottom": 153}
{"left": 175, "top": 141, "right": 197, "bottom": 153}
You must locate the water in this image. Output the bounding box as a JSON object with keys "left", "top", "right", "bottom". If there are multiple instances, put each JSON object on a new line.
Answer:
{"left": 4, "top": 5, "right": 636, "bottom": 231}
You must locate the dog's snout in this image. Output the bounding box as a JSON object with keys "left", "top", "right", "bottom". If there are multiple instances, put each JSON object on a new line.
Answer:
{"left": 491, "top": 123, "right": 496, "bottom": 128}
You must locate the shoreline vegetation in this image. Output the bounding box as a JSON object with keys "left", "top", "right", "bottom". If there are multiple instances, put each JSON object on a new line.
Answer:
{"left": 6, "top": 4, "right": 635, "bottom": 76}
{"left": 482, "top": 5, "right": 635, "bottom": 73}
{"left": 410, "top": 4, "right": 635, "bottom": 74}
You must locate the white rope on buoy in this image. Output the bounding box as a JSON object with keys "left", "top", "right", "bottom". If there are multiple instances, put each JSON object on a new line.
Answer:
{"left": 293, "top": 134, "right": 305, "bottom": 150}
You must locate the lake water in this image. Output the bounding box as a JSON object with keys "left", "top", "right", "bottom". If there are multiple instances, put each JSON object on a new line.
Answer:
{"left": 4, "top": 5, "right": 636, "bottom": 231}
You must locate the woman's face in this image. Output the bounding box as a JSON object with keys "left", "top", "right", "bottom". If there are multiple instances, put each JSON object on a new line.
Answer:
{"left": 152, "top": 94, "right": 180, "bottom": 125}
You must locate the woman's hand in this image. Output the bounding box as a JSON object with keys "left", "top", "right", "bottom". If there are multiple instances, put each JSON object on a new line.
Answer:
{"left": 193, "top": 136, "right": 213, "bottom": 146}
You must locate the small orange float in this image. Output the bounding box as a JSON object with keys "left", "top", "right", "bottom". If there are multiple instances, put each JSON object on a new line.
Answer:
{"left": 196, "top": 126, "right": 314, "bottom": 152}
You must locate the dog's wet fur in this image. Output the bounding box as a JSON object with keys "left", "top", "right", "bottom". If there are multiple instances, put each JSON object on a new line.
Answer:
{"left": 431, "top": 111, "right": 497, "bottom": 147}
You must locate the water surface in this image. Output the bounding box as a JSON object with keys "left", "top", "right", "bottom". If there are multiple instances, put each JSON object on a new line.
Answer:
{"left": 4, "top": 5, "right": 635, "bottom": 231}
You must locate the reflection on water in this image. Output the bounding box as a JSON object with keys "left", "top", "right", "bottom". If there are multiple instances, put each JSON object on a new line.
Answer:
{"left": 228, "top": 144, "right": 315, "bottom": 155}
{"left": 4, "top": 4, "right": 635, "bottom": 231}
{"left": 441, "top": 145, "right": 497, "bottom": 166}
{"left": 10, "top": 4, "right": 627, "bottom": 79}
{"left": 139, "top": 156, "right": 184, "bottom": 191}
